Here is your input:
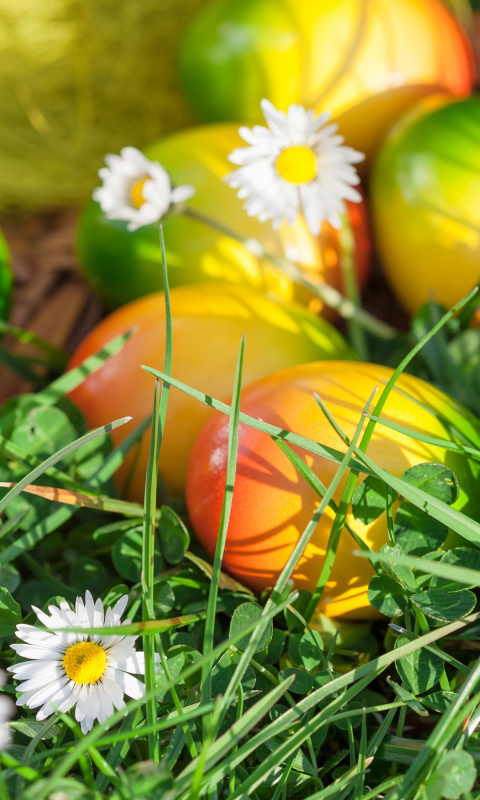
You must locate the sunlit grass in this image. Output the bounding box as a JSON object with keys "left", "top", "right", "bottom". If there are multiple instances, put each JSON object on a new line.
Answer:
{"left": 1, "top": 241, "right": 480, "bottom": 800}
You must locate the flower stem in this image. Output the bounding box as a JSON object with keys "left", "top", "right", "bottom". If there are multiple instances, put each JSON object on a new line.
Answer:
{"left": 182, "top": 206, "right": 396, "bottom": 340}
{"left": 338, "top": 212, "right": 369, "bottom": 360}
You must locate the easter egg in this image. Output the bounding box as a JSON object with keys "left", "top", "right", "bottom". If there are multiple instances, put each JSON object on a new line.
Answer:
{"left": 185, "top": 361, "right": 480, "bottom": 619}
{"left": 371, "top": 95, "right": 480, "bottom": 316}
{"left": 0, "top": 229, "right": 12, "bottom": 321}
{"left": 68, "top": 284, "right": 353, "bottom": 500}
{"left": 77, "top": 124, "right": 370, "bottom": 311}
{"left": 178, "top": 0, "right": 473, "bottom": 165}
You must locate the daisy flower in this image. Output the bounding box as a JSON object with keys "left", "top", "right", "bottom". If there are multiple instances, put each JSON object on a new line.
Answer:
{"left": 93, "top": 146, "right": 195, "bottom": 231}
{"left": 226, "top": 99, "right": 365, "bottom": 235}
{"left": 8, "top": 591, "right": 149, "bottom": 735}
{"left": 0, "top": 670, "right": 14, "bottom": 750}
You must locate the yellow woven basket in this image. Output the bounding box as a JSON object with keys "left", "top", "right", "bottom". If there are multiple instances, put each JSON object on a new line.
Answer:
{"left": 0, "top": 0, "right": 203, "bottom": 209}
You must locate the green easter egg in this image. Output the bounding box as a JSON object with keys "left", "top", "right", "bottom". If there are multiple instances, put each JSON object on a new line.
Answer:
{"left": 178, "top": 0, "right": 473, "bottom": 164}
{"left": 371, "top": 95, "right": 480, "bottom": 315}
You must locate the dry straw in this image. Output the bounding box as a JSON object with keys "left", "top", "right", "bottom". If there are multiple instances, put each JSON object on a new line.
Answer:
{"left": 0, "top": 0, "right": 203, "bottom": 210}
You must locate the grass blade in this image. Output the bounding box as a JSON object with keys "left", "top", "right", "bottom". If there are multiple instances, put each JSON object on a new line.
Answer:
{"left": 0, "top": 416, "right": 131, "bottom": 515}
{"left": 354, "top": 446, "right": 480, "bottom": 547}
{"left": 141, "top": 379, "right": 161, "bottom": 763}
{"left": 0, "top": 416, "right": 150, "bottom": 565}
{"left": 202, "top": 335, "right": 245, "bottom": 735}
{"left": 357, "top": 548, "right": 480, "bottom": 588}
{"left": 142, "top": 365, "right": 375, "bottom": 478}
{"left": 363, "top": 413, "right": 480, "bottom": 461}
{"left": 39, "top": 330, "right": 136, "bottom": 403}
{"left": 0, "top": 320, "right": 67, "bottom": 367}
{"left": 29, "top": 597, "right": 294, "bottom": 800}
{"left": 140, "top": 227, "right": 174, "bottom": 763}
{"left": 302, "top": 287, "right": 478, "bottom": 622}
{"left": 189, "top": 612, "right": 480, "bottom": 794}
{"left": 175, "top": 676, "right": 295, "bottom": 794}
{"left": 303, "top": 388, "right": 377, "bottom": 618}
{"left": 385, "top": 662, "right": 480, "bottom": 800}
{"left": 220, "top": 388, "right": 377, "bottom": 720}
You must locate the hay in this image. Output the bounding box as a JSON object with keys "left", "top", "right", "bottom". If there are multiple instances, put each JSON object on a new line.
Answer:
{"left": 0, "top": 0, "right": 203, "bottom": 209}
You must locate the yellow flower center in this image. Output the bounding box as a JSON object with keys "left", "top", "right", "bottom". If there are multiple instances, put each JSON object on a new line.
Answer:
{"left": 130, "top": 177, "right": 150, "bottom": 209}
{"left": 62, "top": 641, "right": 107, "bottom": 685}
{"left": 276, "top": 145, "right": 317, "bottom": 184}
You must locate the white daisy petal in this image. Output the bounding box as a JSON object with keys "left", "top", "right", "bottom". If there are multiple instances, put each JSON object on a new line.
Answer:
{"left": 34, "top": 682, "right": 74, "bottom": 719}
{"left": 75, "top": 685, "right": 89, "bottom": 721}
{"left": 92, "top": 598, "right": 105, "bottom": 630}
{"left": 102, "top": 678, "right": 126, "bottom": 712}
{"left": 11, "top": 668, "right": 65, "bottom": 693}
{"left": 115, "top": 671, "right": 145, "bottom": 701}
{"left": 11, "top": 644, "right": 64, "bottom": 660}
{"left": 120, "top": 146, "right": 150, "bottom": 169}
{"left": 0, "top": 671, "right": 14, "bottom": 749}
{"left": 91, "top": 686, "right": 111, "bottom": 726}
{"left": 226, "top": 99, "right": 364, "bottom": 234}
{"left": 105, "top": 641, "right": 137, "bottom": 662}
{"left": 260, "top": 98, "right": 288, "bottom": 139}
{"left": 171, "top": 184, "right": 196, "bottom": 204}
{"left": 85, "top": 686, "right": 100, "bottom": 721}
{"left": 112, "top": 650, "right": 149, "bottom": 674}
{"left": 54, "top": 685, "right": 80, "bottom": 715}
{"left": 7, "top": 660, "right": 59, "bottom": 679}
{"left": 92, "top": 146, "right": 195, "bottom": 230}
{"left": 81, "top": 716, "right": 95, "bottom": 735}
{"left": 9, "top": 591, "right": 152, "bottom": 736}
{"left": 110, "top": 595, "right": 130, "bottom": 623}
{"left": 19, "top": 677, "right": 70, "bottom": 709}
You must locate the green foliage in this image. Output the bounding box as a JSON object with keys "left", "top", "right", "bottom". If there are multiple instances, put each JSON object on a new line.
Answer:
{"left": 395, "top": 634, "right": 445, "bottom": 694}
{"left": 426, "top": 751, "right": 476, "bottom": 800}
{"left": 422, "top": 691, "right": 457, "bottom": 714}
{"left": 0, "top": 393, "right": 114, "bottom": 532}
{"left": 402, "top": 463, "right": 459, "bottom": 505}
{"left": 211, "top": 650, "right": 256, "bottom": 695}
{"left": 361, "top": 458, "right": 480, "bottom": 635}
{"left": 229, "top": 602, "right": 273, "bottom": 653}
{"left": 410, "top": 588, "right": 476, "bottom": 623}
{"left": 112, "top": 526, "right": 163, "bottom": 583}
{"left": 297, "top": 630, "right": 324, "bottom": 671}
{"left": 158, "top": 506, "right": 190, "bottom": 564}
{"left": 380, "top": 544, "right": 419, "bottom": 591}
{"left": 430, "top": 547, "right": 480, "bottom": 591}
{"left": 277, "top": 667, "right": 314, "bottom": 696}
{"left": 387, "top": 678, "right": 428, "bottom": 716}
{"left": 0, "top": 564, "right": 20, "bottom": 593}
{"left": 0, "top": 586, "right": 21, "bottom": 637}
{"left": 394, "top": 503, "right": 449, "bottom": 555}
{"left": 352, "top": 475, "right": 396, "bottom": 525}
{"left": 3, "top": 270, "right": 480, "bottom": 799}
{"left": 368, "top": 575, "right": 407, "bottom": 617}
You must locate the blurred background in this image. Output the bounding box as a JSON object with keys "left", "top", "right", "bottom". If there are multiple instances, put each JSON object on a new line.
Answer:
{"left": 0, "top": 0, "right": 479, "bottom": 402}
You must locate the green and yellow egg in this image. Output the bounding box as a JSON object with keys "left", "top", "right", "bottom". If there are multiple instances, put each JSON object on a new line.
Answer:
{"left": 371, "top": 95, "right": 480, "bottom": 315}
{"left": 178, "top": 0, "right": 473, "bottom": 165}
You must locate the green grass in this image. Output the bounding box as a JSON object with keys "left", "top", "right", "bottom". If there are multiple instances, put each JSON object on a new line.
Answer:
{"left": 2, "top": 236, "right": 480, "bottom": 800}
